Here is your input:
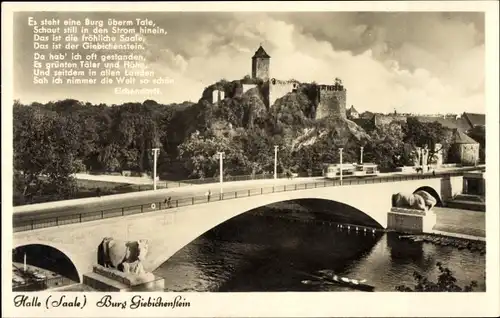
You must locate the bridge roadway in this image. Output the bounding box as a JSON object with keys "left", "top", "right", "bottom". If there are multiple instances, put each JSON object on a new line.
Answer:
{"left": 14, "top": 166, "right": 484, "bottom": 226}
{"left": 14, "top": 176, "right": 327, "bottom": 220}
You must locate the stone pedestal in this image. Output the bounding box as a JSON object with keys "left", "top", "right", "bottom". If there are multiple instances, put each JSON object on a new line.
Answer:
{"left": 82, "top": 265, "right": 164, "bottom": 292}
{"left": 387, "top": 207, "right": 437, "bottom": 234}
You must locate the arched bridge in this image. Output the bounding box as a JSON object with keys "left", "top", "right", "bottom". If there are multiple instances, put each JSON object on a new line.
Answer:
{"left": 13, "top": 172, "right": 466, "bottom": 282}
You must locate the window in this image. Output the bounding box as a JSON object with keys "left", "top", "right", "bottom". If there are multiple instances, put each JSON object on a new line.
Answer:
{"left": 465, "top": 178, "right": 481, "bottom": 195}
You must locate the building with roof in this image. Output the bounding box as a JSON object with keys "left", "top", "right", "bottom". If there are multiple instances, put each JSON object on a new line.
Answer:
{"left": 252, "top": 45, "right": 271, "bottom": 82}
{"left": 413, "top": 115, "right": 471, "bottom": 132}
{"left": 369, "top": 112, "right": 480, "bottom": 134}
{"left": 346, "top": 105, "right": 359, "bottom": 120}
{"left": 447, "top": 130, "right": 480, "bottom": 166}
{"left": 462, "top": 112, "right": 485, "bottom": 129}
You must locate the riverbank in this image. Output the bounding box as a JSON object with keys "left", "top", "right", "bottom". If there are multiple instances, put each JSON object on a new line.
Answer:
{"left": 432, "top": 207, "right": 485, "bottom": 239}
{"left": 398, "top": 233, "right": 485, "bottom": 254}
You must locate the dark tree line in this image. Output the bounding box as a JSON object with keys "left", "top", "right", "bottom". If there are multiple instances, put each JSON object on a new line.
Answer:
{"left": 13, "top": 78, "right": 479, "bottom": 205}
{"left": 13, "top": 98, "right": 186, "bottom": 204}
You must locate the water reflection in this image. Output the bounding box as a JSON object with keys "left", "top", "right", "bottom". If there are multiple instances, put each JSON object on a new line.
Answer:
{"left": 154, "top": 205, "right": 485, "bottom": 292}
{"left": 387, "top": 232, "right": 426, "bottom": 265}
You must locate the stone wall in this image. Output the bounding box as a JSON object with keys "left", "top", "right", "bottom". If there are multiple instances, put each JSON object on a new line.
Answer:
{"left": 315, "top": 86, "right": 346, "bottom": 119}
{"left": 269, "top": 79, "right": 298, "bottom": 107}
{"left": 242, "top": 84, "right": 257, "bottom": 94}
{"left": 373, "top": 114, "right": 408, "bottom": 126}
{"left": 449, "top": 144, "right": 479, "bottom": 166}
{"left": 211, "top": 90, "right": 225, "bottom": 104}
{"left": 459, "top": 144, "right": 479, "bottom": 166}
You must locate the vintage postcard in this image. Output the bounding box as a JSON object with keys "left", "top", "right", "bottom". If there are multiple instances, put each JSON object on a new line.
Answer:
{"left": 2, "top": 1, "right": 499, "bottom": 317}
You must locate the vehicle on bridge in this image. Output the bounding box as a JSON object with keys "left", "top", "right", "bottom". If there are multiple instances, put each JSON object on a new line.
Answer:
{"left": 353, "top": 163, "right": 379, "bottom": 177}
{"left": 323, "top": 163, "right": 379, "bottom": 179}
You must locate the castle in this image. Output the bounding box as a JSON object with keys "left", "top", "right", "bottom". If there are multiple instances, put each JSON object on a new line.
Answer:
{"left": 212, "top": 45, "right": 347, "bottom": 119}
{"left": 251, "top": 45, "right": 347, "bottom": 119}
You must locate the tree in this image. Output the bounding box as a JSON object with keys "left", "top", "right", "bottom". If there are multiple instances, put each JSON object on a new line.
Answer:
{"left": 235, "top": 129, "right": 275, "bottom": 175}
{"left": 395, "top": 262, "right": 477, "bottom": 292}
{"left": 13, "top": 105, "right": 80, "bottom": 202}
{"left": 41, "top": 114, "right": 81, "bottom": 199}
{"left": 403, "top": 117, "right": 452, "bottom": 163}
{"left": 98, "top": 144, "right": 121, "bottom": 172}
{"left": 293, "top": 145, "right": 321, "bottom": 172}
{"left": 177, "top": 131, "right": 248, "bottom": 179}
{"left": 363, "top": 122, "right": 405, "bottom": 170}
{"left": 14, "top": 106, "right": 54, "bottom": 197}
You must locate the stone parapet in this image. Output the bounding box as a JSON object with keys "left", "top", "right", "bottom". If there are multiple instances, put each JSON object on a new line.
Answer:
{"left": 390, "top": 207, "right": 427, "bottom": 216}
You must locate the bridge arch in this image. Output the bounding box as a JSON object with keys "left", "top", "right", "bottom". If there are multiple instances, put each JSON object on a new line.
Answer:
{"left": 270, "top": 198, "right": 386, "bottom": 229}
{"left": 13, "top": 242, "right": 82, "bottom": 283}
{"left": 413, "top": 186, "right": 443, "bottom": 207}
{"left": 148, "top": 189, "right": 390, "bottom": 271}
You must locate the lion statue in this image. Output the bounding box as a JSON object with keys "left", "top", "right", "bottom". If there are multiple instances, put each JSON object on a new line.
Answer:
{"left": 391, "top": 192, "right": 427, "bottom": 211}
{"left": 97, "top": 238, "right": 149, "bottom": 275}
{"left": 413, "top": 190, "right": 438, "bottom": 210}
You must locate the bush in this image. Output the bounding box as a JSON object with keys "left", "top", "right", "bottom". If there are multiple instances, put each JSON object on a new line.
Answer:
{"left": 395, "top": 262, "right": 478, "bottom": 292}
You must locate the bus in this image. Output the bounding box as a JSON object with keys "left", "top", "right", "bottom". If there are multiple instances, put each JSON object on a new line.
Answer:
{"left": 323, "top": 163, "right": 356, "bottom": 179}
{"left": 323, "top": 163, "right": 379, "bottom": 179}
{"left": 353, "top": 163, "right": 379, "bottom": 177}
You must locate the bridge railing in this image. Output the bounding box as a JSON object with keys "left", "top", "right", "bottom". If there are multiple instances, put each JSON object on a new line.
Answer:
{"left": 127, "top": 173, "right": 293, "bottom": 191}
{"left": 13, "top": 170, "right": 472, "bottom": 233}
{"left": 160, "top": 173, "right": 292, "bottom": 188}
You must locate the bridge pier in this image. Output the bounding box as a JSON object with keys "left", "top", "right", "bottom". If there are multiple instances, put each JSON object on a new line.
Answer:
{"left": 387, "top": 207, "right": 437, "bottom": 234}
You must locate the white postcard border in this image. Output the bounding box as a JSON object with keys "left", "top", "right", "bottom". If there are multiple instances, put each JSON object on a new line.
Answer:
{"left": 2, "top": 1, "right": 499, "bottom": 317}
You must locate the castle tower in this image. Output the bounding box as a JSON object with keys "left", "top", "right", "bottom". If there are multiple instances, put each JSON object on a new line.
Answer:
{"left": 315, "top": 78, "right": 347, "bottom": 120}
{"left": 252, "top": 45, "right": 270, "bottom": 81}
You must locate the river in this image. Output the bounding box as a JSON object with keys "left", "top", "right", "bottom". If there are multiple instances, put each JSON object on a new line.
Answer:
{"left": 153, "top": 201, "right": 486, "bottom": 292}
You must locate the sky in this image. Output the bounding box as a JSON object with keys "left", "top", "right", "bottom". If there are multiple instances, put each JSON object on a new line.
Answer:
{"left": 13, "top": 11, "right": 485, "bottom": 114}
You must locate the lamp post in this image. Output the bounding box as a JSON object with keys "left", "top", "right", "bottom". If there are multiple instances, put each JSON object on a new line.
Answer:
{"left": 360, "top": 146, "right": 364, "bottom": 165}
{"left": 218, "top": 152, "right": 224, "bottom": 194}
{"left": 274, "top": 146, "right": 279, "bottom": 179}
{"left": 416, "top": 147, "right": 421, "bottom": 168}
{"left": 151, "top": 148, "right": 160, "bottom": 190}
{"left": 339, "top": 148, "right": 344, "bottom": 185}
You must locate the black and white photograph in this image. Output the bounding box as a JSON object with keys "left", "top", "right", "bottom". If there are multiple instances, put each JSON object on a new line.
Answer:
{"left": 2, "top": 1, "right": 499, "bottom": 317}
